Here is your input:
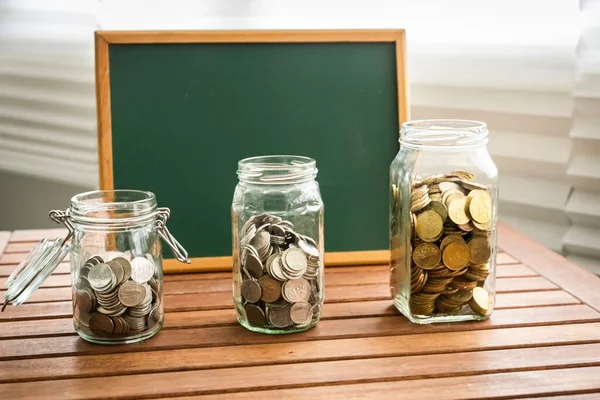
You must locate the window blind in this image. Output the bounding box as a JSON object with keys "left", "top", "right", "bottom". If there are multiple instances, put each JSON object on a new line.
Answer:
{"left": 2, "top": 0, "right": 596, "bottom": 270}
{"left": 0, "top": 0, "right": 97, "bottom": 187}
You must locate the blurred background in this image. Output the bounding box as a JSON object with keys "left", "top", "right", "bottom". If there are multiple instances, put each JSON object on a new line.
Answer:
{"left": 0, "top": 0, "right": 598, "bottom": 273}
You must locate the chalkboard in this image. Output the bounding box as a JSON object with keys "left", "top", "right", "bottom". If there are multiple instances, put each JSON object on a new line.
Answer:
{"left": 95, "top": 30, "right": 408, "bottom": 272}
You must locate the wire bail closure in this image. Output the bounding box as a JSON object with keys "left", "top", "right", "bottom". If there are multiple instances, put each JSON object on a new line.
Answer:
{"left": 156, "top": 207, "right": 190, "bottom": 264}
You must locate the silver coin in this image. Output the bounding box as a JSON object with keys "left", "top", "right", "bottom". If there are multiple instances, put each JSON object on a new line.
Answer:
{"left": 269, "top": 254, "right": 287, "bottom": 281}
{"left": 241, "top": 279, "right": 262, "bottom": 303}
{"left": 250, "top": 231, "right": 270, "bottom": 254}
{"left": 298, "top": 239, "right": 319, "bottom": 259}
{"left": 107, "top": 260, "right": 125, "bottom": 285}
{"left": 244, "top": 253, "right": 263, "bottom": 279}
{"left": 268, "top": 306, "right": 292, "bottom": 328}
{"left": 282, "top": 278, "right": 311, "bottom": 303}
{"left": 290, "top": 301, "right": 313, "bottom": 325}
{"left": 283, "top": 248, "right": 308, "bottom": 273}
{"left": 118, "top": 281, "right": 147, "bottom": 307}
{"left": 130, "top": 257, "right": 155, "bottom": 283}
{"left": 111, "top": 257, "right": 132, "bottom": 281}
{"left": 88, "top": 263, "right": 116, "bottom": 292}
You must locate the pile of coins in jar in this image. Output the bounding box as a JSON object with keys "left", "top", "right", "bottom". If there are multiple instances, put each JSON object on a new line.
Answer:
{"left": 237, "top": 213, "right": 321, "bottom": 330}
{"left": 73, "top": 254, "right": 162, "bottom": 337}
{"left": 391, "top": 170, "right": 493, "bottom": 317}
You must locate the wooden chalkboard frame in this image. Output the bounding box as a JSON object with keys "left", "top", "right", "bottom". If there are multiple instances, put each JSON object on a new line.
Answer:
{"left": 95, "top": 29, "right": 408, "bottom": 273}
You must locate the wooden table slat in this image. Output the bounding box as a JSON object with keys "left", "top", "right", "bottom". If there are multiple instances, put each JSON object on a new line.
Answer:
{"left": 193, "top": 366, "right": 600, "bottom": 400}
{"left": 2, "top": 345, "right": 600, "bottom": 399}
{"left": 498, "top": 224, "right": 600, "bottom": 312}
{"left": 2, "top": 323, "right": 599, "bottom": 383}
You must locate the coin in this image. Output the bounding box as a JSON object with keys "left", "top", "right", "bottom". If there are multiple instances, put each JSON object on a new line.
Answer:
{"left": 469, "top": 191, "right": 492, "bottom": 224}
{"left": 298, "top": 239, "right": 319, "bottom": 259}
{"left": 244, "top": 253, "right": 263, "bottom": 279}
{"left": 111, "top": 257, "right": 132, "bottom": 282}
{"left": 241, "top": 279, "right": 262, "bottom": 303}
{"left": 283, "top": 248, "right": 308, "bottom": 274}
{"left": 448, "top": 198, "right": 470, "bottom": 225}
{"left": 245, "top": 304, "right": 266, "bottom": 326}
{"left": 258, "top": 276, "right": 281, "bottom": 303}
{"left": 107, "top": 260, "right": 125, "bottom": 285}
{"left": 469, "top": 287, "right": 491, "bottom": 316}
{"left": 468, "top": 237, "right": 491, "bottom": 265}
{"left": 118, "top": 281, "right": 147, "bottom": 307}
{"left": 282, "top": 278, "right": 311, "bottom": 303}
{"left": 412, "top": 243, "right": 441, "bottom": 270}
{"left": 426, "top": 201, "right": 448, "bottom": 223}
{"left": 89, "top": 313, "right": 114, "bottom": 335}
{"left": 268, "top": 306, "right": 292, "bottom": 328}
{"left": 130, "top": 257, "right": 155, "bottom": 283}
{"left": 74, "top": 288, "right": 95, "bottom": 314}
{"left": 442, "top": 241, "right": 471, "bottom": 270}
{"left": 440, "top": 235, "right": 464, "bottom": 251}
{"left": 88, "top": 263, "right": 116, "bottom": 292}
{"left": 290, "top": 301, "right": 313, "bottom": 325}
{"left": 415, "top": 211, "right": 443, "bottom": 241}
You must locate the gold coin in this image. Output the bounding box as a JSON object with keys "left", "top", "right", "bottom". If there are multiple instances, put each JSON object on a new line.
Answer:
{"left": 412, "top": 242, "right": 442, "bottom": 270}
{"left": 473, "top": 219, "right": 491, "bottom": 231}
{"left": 468, "top": 189, "right": 487, "bottom": 198}
{"left": 469, "top": 191, "right": 492, "bottom": 224}
{"left": 442, "top": 241, "right": 471, "bottom": 270}
{"left": 469, "top": 287, "right": 491, "bottom": 316}
{"left": 468, "top": 237, "right": 491, "bottom": 265}
{"left": 442, "top": 189, "right": 464, "bottom": 207}
{"left": 448, "top": 198, "right": 470, "bottom": 225}
{"left": 452, "top": 276, "right": 478, "bottom": 290}
{"left": 450, "top": 170, "right": 476, "bottom": 181}
{"left": 440, "top": 234, "right": 464, "bottom": 250}
{"left": 425, "top": 201, "right": 448, "bottom": 223}
{"left": 415, "top": 211, "right": 443, "bottom": 241}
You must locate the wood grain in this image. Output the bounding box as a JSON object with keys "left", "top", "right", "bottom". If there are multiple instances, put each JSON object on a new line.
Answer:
{"left": 1, "top": 323, "right": 599, "bottom": 383}
{"left": 2, "top": 345, "right": 600, "bottom": 399}
{"left": 95, "top": 32, "right": 114, "bottom": 190}
{"left": 195, "top": 366, "right": 600, "bottom": 400}
{"left": 499, "top": 224, "right": 600, "bottom": 312}
{"left": 9, "top": 229, "right": 66, "bottom": 242}
{"left": 0, "top": 263, "right": 69, "bottom": 278}
{"left": 2, "top": 302, "right": 596, "bottom": 361}
{"left": 2, "top": 303, "right": 598, "bottom": 340}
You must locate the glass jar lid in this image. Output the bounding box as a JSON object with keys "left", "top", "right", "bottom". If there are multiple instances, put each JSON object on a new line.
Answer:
{"left": 2, "top": 209, "right": 72, "bottom": 311}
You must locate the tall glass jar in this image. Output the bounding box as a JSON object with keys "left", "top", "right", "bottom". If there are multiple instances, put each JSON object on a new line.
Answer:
{"left": 231, "top": 155, "right": 324, "bottom": 334}
{"left": 2, "top": 190, "right": 189, "bottom": 344}
{"left": 389, "top": 120, "right": 499, "bottom": 324}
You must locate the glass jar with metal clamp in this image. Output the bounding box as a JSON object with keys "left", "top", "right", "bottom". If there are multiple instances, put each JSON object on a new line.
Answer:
{"left": 1, "top": 190, "right": 190, "bottom": 344}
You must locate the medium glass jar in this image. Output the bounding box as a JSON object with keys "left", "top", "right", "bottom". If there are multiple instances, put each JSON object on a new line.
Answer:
{"left": 389, "top": 120, "right": 499, "bottom": 324}
{"left": 2, "top": 190, "right": 189, "bottom": 344}
{"left": 231, "top": 155, "right": 324, "bottom": 334}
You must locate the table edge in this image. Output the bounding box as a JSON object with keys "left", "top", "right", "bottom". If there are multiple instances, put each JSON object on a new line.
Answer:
{"left": 498, "top": 223, "right": 600, "bottom": 312}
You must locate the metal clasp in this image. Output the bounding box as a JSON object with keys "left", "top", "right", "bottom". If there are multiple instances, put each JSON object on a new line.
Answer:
{"left": 49, "top": 209, "right": 75, "bottom": 243}
{"left": 155, "top": 207, "right": 190, "bottom": 264}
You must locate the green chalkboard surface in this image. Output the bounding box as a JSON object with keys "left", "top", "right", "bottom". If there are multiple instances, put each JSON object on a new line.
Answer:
{"left": 96, "top": 30, "right": 408, "bottom": 271}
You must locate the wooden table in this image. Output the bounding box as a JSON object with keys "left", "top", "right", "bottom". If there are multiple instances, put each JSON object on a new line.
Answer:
{"left": 1, "top": 224, "right": 600, "bottom": 399}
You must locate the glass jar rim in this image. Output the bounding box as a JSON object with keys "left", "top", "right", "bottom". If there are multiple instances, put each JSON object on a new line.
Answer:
{"left": 69, "top": 189, "right": 157, "bottom": 224}
{"left": 237, "top": 155, "right": 318, "bottom": 184}
{"left": 400, "top": 119, "right": 488, "bottom": 150}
